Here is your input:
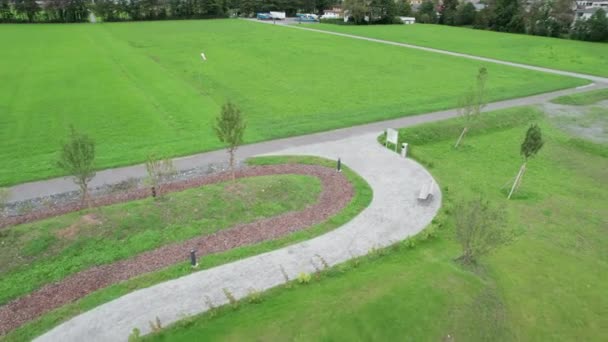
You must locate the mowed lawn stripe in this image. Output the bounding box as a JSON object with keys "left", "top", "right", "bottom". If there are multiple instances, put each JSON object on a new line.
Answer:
{"left": 0, "top": 20, "right": 587, "bottom": 186}
{"left": 305, "top": 23, "right": 608, "bottom": 77}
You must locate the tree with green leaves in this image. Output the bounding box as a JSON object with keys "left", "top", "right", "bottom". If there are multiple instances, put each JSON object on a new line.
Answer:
{"left": 492, "top": 0, "right": 525, "bottom": 33}
{"left": 416, "top": 0, "right": 437, "bottom": 24}
{"left": 215, "top": 101, "right": 246, "bottom": 180}
{"left": 14, "top": 0, "right": 39, "bottom": 22}
{"left": 455, "top": 1, "right": 476, "bottom": 26}
{"left": 343, "top": 0, "right": 371, "bottom": 24}
{"left": 455, "top": 67, "right": 488, "bottom": 148}
{"left": 57, "top": 126, "right": 96, "bottom": 205}
{"left": 0, "top": 0, "right": 13, "bottom": 22}
{"left": 396, "top": 0, "right": 411, "bottom": 17}
{"left": 507, "top": 124, "right": 544, "bottom": 199}
{"left": 455, "top": 197, "right": 509, "bottom": 265}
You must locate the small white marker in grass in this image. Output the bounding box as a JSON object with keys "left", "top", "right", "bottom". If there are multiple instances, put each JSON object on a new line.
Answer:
{"left": 200, "top": 52, "right": 206, "bottom": 61}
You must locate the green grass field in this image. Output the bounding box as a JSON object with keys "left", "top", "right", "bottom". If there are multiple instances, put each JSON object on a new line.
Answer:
{"left": 551, "top": 88, "right": 608, "bottom": 105}
{"left": 308, "top": 24, "right": 608, "bottom": 77}
{"left": 0, "top": 19, "right": 587, "bottom": 186}
{"left": 1, "top": 156, "right": 373, "bottom": 341}
{"left": 146, "top": 107, "right": 607, "bottom": 341}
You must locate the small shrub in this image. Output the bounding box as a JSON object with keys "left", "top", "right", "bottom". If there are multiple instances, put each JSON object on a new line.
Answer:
{"left": 297, "top": 272, "right": 312, "bottom": 284}
{"left": 128, "top": 328, "right": 141, "bottom": 342}
{"left": 246, "top": 288, "right": 262, "bottom": 304}
{"left": 223, "top": 288, "right": 238, "bottom": 308}
{"left": 404, "top": 238, "right": 416, "bottom": 249}
{"left": 148, "top": 317, "right": 162, "bottom": 332}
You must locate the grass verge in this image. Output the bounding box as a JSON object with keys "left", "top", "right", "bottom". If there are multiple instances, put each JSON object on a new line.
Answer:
{"left": 550, "top": 88, "right": 608, "bottom": 105}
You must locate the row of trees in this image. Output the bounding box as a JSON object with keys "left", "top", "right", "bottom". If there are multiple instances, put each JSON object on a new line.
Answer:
{"left": 0, "top": 0, "right": 340, "bottom": 22}
{"left": 57, "top": 100, "right": 245, "bottom": 205}
{"left": 415, "top": 0, "right": 608, "bottom": 42}
{"left": 0, "top": 0, "right": 88, "bottom": 22}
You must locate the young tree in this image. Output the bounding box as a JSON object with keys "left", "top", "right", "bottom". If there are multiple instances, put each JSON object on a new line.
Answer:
{"left": 454, "top": 197, "right": 509, "bottom": 265}
{"left": 214, "top": 101, "right": 246, "bottom": 181}
{"left": 57, "top": 126, "right": 96, "bottom": 205}
{"left": 507, "top": 124, "right": 544, "bottom": 199}
{"left": 455, "top": 67, "right": 488, "bottom": 148}
{"left": 144, "top": 154, "right": 175, "bottom": 198}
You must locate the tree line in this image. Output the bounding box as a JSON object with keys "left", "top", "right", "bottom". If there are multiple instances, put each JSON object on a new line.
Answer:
{"left": 413, "top": 0, "right": 608, "bottom": 42}
{"left": 0, "top": 0, "right": 339, "bottom": 23}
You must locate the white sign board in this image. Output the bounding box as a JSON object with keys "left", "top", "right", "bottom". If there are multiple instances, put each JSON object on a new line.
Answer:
{"left": 386, "top": 128, "right": 399, "bottom": 151}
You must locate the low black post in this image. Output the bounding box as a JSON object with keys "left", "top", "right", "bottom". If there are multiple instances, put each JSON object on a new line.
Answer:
{"left": 190, "top": 249, "right": 197, "bottom": 267}
{"left": 337, "top": 158, "right": 341, "bottom": 172}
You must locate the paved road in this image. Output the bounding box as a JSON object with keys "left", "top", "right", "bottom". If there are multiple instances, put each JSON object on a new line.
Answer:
{"left": 36, "top": 132, "right": 441, "bottom": 342}
{"left": 7, "top": 82, "right": 606, "bottom": 203}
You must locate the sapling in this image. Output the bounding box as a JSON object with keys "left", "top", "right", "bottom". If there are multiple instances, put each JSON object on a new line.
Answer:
{"left": 508, "top": 124, "right": 544, "bottom": 199}
{"left": 214, "top": 101, "right": 246, "bottom": 181}
{"left": 57, "top": 126, "right": 96, "bottom": 205}
{"left": 455, "top": 67, "right": 488, "bottom": 148}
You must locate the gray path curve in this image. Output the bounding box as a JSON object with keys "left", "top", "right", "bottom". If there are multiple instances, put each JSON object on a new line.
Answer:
{"left": 36, "top": 132, "right": 441, "bottom": 342}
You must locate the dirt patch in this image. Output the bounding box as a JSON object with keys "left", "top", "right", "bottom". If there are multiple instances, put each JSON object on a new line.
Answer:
{"left": 55, "top": 214, "right": 102, "bottom": 240}
{"left": 0, "top": 164, "right": 354, "bottom": 335}
{"left": 542, "top": 101, "right": 608, "bottom": 143}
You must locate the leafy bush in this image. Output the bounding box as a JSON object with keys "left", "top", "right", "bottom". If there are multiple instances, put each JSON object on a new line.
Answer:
{"left": 297, "top": 272, "right": 312, "bottom": 284}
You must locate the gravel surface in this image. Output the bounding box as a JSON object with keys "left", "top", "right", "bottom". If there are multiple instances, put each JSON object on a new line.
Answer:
{"left": 0, "top": 164, "right": 352, "bottom": 335}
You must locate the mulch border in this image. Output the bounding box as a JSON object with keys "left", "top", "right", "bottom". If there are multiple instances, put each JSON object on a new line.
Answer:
{"left": 0, "top": 163, "right": 354, "bottom": 335}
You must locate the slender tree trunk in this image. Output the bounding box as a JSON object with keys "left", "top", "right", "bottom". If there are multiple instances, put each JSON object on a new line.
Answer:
{"left": 455, "top": 127, "right": 468, "bottom": 148}
{"left": 79, "top": 180, "right": 89, "bottom": 207}
{"left": 507, "top": 162, "right": 527, "bottom": 200}
{"left": 229, "top": 148, "right": 235, "bottom": 181}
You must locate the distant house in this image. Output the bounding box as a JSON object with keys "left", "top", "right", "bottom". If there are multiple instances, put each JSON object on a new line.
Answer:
{"left": 399, "top": 17, "right": 416, "bottom": 24}
{"left": 321, "top": 7, "right": 343, "bottom": 19}
{"left": 576, "top": 7, "right": 608, "bottom": 20}
{"left": 576, "top": 0, "right": 608, "bottom": 9}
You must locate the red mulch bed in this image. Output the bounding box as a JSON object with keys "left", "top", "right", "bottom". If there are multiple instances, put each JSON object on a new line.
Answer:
{"left": 0, "top": 164, "right": 353, "bottom": 335}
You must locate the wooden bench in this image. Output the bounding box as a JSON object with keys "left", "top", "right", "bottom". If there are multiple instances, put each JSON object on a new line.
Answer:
{"left": 418, "top": 181, "right": 434, "bottom": 201}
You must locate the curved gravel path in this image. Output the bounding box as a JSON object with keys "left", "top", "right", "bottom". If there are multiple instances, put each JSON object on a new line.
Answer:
{"left": 35, "top": 132, "right": 441, "bottom": 342}
{"left": 0, "top": 164, "right": 352, "bottom": 335}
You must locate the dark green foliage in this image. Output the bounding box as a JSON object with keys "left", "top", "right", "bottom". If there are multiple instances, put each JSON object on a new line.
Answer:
{"left": 455, "top": 2, "right": 476, "bottom": 26}
{"left": 57, "top": 126, "right": 96, "bottom": 204}
{"left": 396, "top": 0, "right": 411, "bottom": 17}
{"left": 343, "top": 0, "right": 369, "bottom": 24}
{"left": 416, "top": 0, "right": 437, "bottom": 24}
{"left": 215, "top": 101, "right": 246, "bottom": 179}
{"left": 13, "top": 0, "right": 39, "bottom": 22}
{"left": 439, "top": 0, "right": 458, "bottom": 25}
{"left": 520, "top": 124, "right": 544, "bottom": 161}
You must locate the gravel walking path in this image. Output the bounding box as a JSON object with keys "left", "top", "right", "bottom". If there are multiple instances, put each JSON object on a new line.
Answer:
{"left": 0, "top": 164, "right": 352, "bottom": 335}
{"left": 35, "top": 132, "right": 441, "bottom": 341}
